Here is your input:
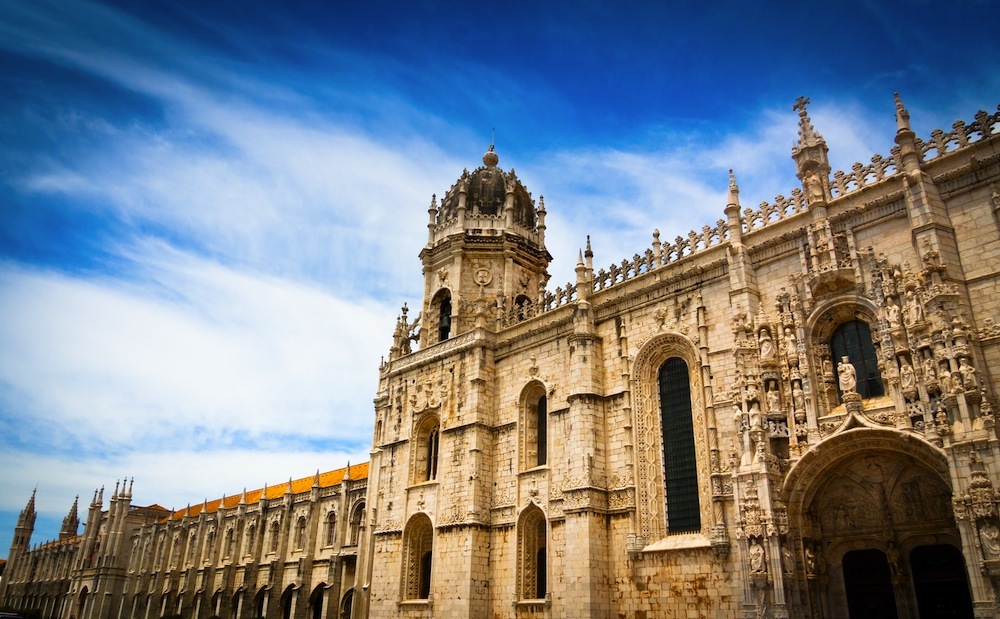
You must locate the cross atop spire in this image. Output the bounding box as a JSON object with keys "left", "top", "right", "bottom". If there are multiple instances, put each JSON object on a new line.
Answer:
{"left": 793, "top": 96, "right": 810, "bottom": 115}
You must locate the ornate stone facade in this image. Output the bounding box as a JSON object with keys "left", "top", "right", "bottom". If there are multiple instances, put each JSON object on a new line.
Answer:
{"left": 3, "top": 95, "right": 1000, "bottom": 619}
{"left": 365, "top": 96, "right": 1000, "bottom": 618}
{"left": 1, "top": 466, "right": 369, "bottom": 619}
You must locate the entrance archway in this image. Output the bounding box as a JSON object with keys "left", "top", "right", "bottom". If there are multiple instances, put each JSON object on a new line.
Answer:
{"left": 843, "top": 549, "right": 896, "bottom": 617}
{"left": 911, "top": 544, "right": 973, "bottom": 618}
{"left": 783, "top": 429, "right": 968, "bottom": 617}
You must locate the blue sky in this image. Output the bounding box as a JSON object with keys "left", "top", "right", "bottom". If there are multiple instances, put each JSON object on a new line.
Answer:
{"left": 1, "top": 0, "right": 998, "bottom": 557}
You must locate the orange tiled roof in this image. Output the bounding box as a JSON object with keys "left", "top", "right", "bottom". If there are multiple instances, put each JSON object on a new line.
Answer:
{"left": 165, "top": 462, "right": 368, "bottom": 521}
{"left": 36, "top": 535, "right": 82, "bottom": 551}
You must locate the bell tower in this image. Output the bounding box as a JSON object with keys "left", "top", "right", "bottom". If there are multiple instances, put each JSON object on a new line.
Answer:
{"left": 417, "top": 145, "right": 551, "bottom": 347}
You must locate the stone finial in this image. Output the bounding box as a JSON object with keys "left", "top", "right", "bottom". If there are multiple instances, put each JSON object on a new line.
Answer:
{"left": 313, "top": 469, "right": 321, "bottom": 487}
{"left": 345, "top": 461, "right": 351, "bottom": 480}
{"left": 483, "top": 144, "right": 498, "bottom": 168}
{"left": 894, "top": 92, "right": 912, "bottom": 134}
{"left": 727, "top": 169, "right": 740, "bottom": 206}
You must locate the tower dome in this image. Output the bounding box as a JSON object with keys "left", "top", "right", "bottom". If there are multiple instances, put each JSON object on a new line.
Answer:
{"left": 437, "top": 146, "right": 537, "bottom": 228}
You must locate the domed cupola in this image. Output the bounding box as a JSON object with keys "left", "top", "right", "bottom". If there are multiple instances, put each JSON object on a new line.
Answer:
{"left": 437, "top": 146, "right": 537, "bottom": 228}
{"left": 417, "top": 145, "right": 551, "bottom": 347}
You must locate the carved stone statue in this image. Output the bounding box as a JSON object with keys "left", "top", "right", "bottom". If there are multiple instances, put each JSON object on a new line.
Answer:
{"left": 923, "top": 356, "right": 938, "bottom": 381}
{"left": 884, "top": 296, "right": 901, "bottom": 329}
{"left": 960, "top": 357, "right": 979, "bottom": 391}
{"left": 899, "top": 358, "right": 915, "bottom": 391}
{"left": 792, "top": 385, "right": 806, "bottom": 412}
{"left": 904, "top": 289, "right": 923, "bottom": 326}
{"left": 981, "top": 522, "right": 1000, "bottom": 560}
{"left": 804, "top": 546, "right": 817, "bottom": 574}
{"left": 759, "top": 328, "right": 775, "bottom": 360}
{"left": 749, "top": 540, "right": 766, "bottom": 573}
{"left": 805, "top": 170, "right": 825, "bottom": 204}
{"left": 838, "top": 357, "right": 857, "bottom": 393}
{"left": 767, "top": 387, "right": 781, "bottom": 413}
{"left": 783, "top": 327, "right": 797, "bottom": 360}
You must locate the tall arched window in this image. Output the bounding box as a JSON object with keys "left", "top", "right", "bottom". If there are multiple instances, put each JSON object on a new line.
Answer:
{"left": 245, "top": 524, "right": 256, "bottom": 557}
{"left": 831, "top": 320, "right": 883, "bottom": 400}
{"left": 269, "top": 520, "right": 280, "bottom": 553}
{"left": 520, "top": 384, "right": 548, "bottom": 470}
{"left": 295, "top": 517, "right": 307, "bottom": 550}
{"left": 402, "top": 514, "right": 434, "bottom": 601}
{"left": 659, "top": 357, "right": 700, "bottom": 533}
{"left": 517, "top": 506, "right": 547, "bottom": 601}
{"left": 325, "top": 512, "right": 337, "bottom": 546}
{"left": 349, "top": 504, "right": 365, "bottom": 546}
{"left": 413, "top": 416, "right": 441, "bottom": 482}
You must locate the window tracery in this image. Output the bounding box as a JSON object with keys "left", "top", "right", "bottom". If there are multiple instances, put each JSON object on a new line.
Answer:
{"left": 517, "top": 506, "right": 547, "bottom": 600}
{"left": 519, "top": 382, "right": 548, "bottom": 470}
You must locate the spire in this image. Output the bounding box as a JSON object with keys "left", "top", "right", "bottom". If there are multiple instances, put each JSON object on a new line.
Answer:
{"left": 792, "top": 96, "right": 825, "bottom": 149}
{"left": 286, "top": 476, "right": 294, "bottom": 494}
{"left": 894, "top": 92, "right": 912, "bottom": 134}
{"left": 60, "top": 495, "right": 80, "bottom": 540}
{"left": 344, "top": 461, "right": 352, "bottom": 480}
{"left": 727, "top": 169, "right": 740, "bottom": 206}
{"left": 239, "top": 487, "right": 247, "bottom": 505}
{"left": 313, "top": 469, "right": 321, "bottom": 488}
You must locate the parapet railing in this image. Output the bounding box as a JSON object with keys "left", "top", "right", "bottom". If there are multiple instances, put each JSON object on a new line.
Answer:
{"left": 503, "top": 105, "right": 1000, "bottom": 327}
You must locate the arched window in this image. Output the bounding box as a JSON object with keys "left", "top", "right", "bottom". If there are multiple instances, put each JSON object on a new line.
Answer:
{"left": 831, "top": 320, "right": 883, "bottom": 400}
{"left": 413, "top": 416, "right": 441, "bottom": 483}
{"left": 349, "top": 504, "right": 365, "bottom": 546}
{"left": 295, "top": 517, "right": 307, "bottom": 550}
{"left": 520, "top": 384, "right": 548, "bottom": 470}
{"left": 204, "top": 530, "right": 215, "bottom": 563}
{"left": 659, "top": 357, "right": 700, "bottom": 533}
{"left": 517, "top": 507, "right": 547, "bottom": 601}
{"left": 402, "top": 514, "right": 434, "bottom": 600}
{"left": 438, "top": 296, "right": 452, "bottom": 342}
{"left": 245, "top": 524, "right": 256, "bottom": 557}
{"left": 325, "top": 512, "right": 337, "bottom": 546}
{"left": 269, "top": 520, "right": 280, "bottom": 553}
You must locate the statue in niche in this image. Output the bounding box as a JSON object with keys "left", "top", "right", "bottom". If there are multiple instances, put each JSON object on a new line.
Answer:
{"left": 759, "top": 328, "right": 776, "bottom": 360}
{"left": 822, "top": 356, "right": 834, "bottom": 377}
{"left": 781, "top": 545, "right": 795, "bottom": 574}
{"left": 804, "top": 546, "right": 817, "bottom": 574}
{"left": 981, "top": 522, "right": 1000, "bottom": 560}
{"left": 749, "top": 540, "right": 766, "bottom": 573}
{"left": 783, "top": 327, "right": 797, "bottom": 360}
{"left": 904, "top": 289, "right": 924, "bottom": 326}
{"left": 884, "top": 296, "right": 902, "bottom": 329}
{"left": 745, "top": 383, "right": 760, "bottom": 404}
{"left": 792, "top": 385, "right": 806, "bottom": 412}
{"left": 923, "top": 356, "right": 938, "bottom": 381}
{"left": 950, "top": 370, "right": 965, "bottom": 395}
{"left": 899, "top": 358, "right": 915, "bottom": 391}
{"left": 838, "top": 357, "right": 857, "bottom": 393}
{"left": 805, "top": 170, "right": 825, "bottom": 204}
{"left": 767, "top": 387, "right": 781, "bottom": 413}
{"left": 960, "top": 358, "right": 979, "bottom": 390}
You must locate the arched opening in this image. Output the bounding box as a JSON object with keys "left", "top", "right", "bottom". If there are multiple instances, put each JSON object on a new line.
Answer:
{"left": 338, "top": 591, "right": 353, "bottom": 619}
{"left": 842, "top": 549, "right": 896, "bottom": 617}
{"left": 783, "top": 429, "right": 962, "bottom": 619}
{"left": 349, "top": 503, "right": 365, "bottom": 546}
{"left": 519, "top": 383, "right": 548, "bottom": 470}
{"left": 436, "top": 291, "right": 452, "bottom": 342}
{"left": 910, "top": 544, "right": 973, "bottom": 618}
{"left": 413, "top": 415, "right": 440, "bottom": 482}
{"left": 295, "top": 517, "right": 307, "bottom": 550}
{"left": 253, "top": 588, "right": 267, "bottom": 619}
{"left": 402, "top": 514, "right": 434, "bottom": 600}
{"left": 269, "top": 520, "right": 280, "bottom": 553}
{"left": 279, "top": 586, "right": 295, "bottom": 619}
{"left": 325, "top": 511, "right": 337, "bottom": 546}
{"left": 658, "top": 357, "right": 699, "bottom": 533}
{"left": 517, "top": 506, "right": 547, "bottom": 600}
{"left": 308, "top": 585, "right": 325, "bottom": 619}
{"left": 232, "top": 591, "right": 243, "bottom": 619}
